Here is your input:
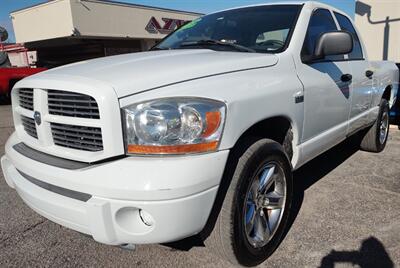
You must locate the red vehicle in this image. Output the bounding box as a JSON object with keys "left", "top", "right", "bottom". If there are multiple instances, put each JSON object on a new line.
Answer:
{"left": 0, "top": 44, "right": 46, "bottom": 103}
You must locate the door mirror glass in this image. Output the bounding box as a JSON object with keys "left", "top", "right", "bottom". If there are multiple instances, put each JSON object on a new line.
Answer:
{"left": 313, "top": 31, "right": 353, "bottom": 60}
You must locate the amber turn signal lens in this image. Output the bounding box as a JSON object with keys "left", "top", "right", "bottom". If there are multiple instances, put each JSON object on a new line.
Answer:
{"left": 202, "top": 111, "right": 221, "bottom": 138}
{"left": 127, "top": 141, "right": 218, "bottom": 154}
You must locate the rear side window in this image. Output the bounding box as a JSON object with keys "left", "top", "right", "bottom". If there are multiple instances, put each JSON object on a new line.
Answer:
{"left": 334, "top": 12, "right": 364, "bottom": 60}
{"left": 302, "top": 9, "right": 343, "bottom": 62}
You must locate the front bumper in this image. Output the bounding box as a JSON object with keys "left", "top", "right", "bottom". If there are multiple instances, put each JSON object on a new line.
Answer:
{"left": 1, "top": 132, "right": 229, "bottom": 245}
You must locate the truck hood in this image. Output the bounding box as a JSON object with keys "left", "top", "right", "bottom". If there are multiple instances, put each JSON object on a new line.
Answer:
{"left": 36, "top": 49, "right": 278, "bottom": 98}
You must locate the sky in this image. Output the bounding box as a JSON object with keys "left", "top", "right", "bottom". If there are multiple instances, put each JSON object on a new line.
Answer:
{"left": 0, "top": 0, "right": 356, "bottom": 43}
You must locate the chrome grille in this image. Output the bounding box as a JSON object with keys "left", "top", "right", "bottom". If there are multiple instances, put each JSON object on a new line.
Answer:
{"left": 19, "top": 88, "right": 34, "bottom": 110}
{"left": 51, "top": 123, "right": 103, "bottom": 152}
{"left": 21, "top": 115, "right": 37, "bottom": 138}
{"left": 48, "top": 90, "right": 100, "bottom": 119}
{"left": 15, "top": 88, "right": 108, "bottom": 156}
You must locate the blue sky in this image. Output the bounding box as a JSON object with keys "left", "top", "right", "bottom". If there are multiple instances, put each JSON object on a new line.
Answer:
{"left": 0, "top": 0, "right": 355, "bottom": 43}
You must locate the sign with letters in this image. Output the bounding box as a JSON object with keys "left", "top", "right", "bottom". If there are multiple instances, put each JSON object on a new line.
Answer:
{"left": 145, "top": 17, "right": 191, "bottom": 34}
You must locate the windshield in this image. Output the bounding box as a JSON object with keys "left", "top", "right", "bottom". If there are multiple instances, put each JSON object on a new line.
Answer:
{"left": 154, "top": 5, "right": 301, "bottom": 53}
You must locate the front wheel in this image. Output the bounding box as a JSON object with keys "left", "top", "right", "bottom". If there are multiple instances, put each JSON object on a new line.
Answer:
{"left": 204, "top": 139, "right": 293, "bottom": 267}
{"left": 360, "top": 99, "right": 390, "bottom": 153}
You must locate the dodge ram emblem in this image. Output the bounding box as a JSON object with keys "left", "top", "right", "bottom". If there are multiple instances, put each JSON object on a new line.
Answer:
{"left": 34, "top": 111, "right": 41, "bottom": 125}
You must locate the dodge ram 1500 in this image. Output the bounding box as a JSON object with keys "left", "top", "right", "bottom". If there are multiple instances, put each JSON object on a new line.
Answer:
{"left": 1, "top": 1, "right": 398, "bottom": 266}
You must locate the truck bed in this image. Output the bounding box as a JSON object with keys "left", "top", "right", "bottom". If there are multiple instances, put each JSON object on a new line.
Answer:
{"left": 370, "top": 60, "right": 399, "bottom": 108}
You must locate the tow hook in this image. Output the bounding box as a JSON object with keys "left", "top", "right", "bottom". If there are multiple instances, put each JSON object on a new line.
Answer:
{"left": 119, "top": 243, "right": 136, "bottom": 251}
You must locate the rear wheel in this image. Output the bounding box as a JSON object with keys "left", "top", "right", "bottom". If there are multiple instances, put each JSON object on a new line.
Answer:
{"left": 360, "top": 99, "right": 390, "bottom": 152}
{"left": 204, "top": 139, "right": 293, "bottom": 266}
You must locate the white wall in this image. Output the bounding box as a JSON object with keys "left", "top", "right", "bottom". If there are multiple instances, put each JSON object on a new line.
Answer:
{"left": 70, "top": 0, "right": 200, "bottom": 40}
{"left": 355, "top": 0, "right": 400, "bottom": 62}
{"left": 11, "top": 0, "right": 74, "bottom": 43}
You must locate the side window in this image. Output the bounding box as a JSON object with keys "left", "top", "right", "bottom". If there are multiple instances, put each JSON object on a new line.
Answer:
{"left": 334, "top": 12, "right": 364, "bottom": 60}
{"left": 302, "top": 9, "right": 343, "bottom": 62}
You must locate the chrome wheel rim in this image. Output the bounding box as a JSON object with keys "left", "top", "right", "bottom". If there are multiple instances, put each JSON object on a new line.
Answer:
{"left": 379, "top": 110, "right": 389, "bottom": 144}
{"left": 244, "top": 162, "right": 286, "bottom": 248}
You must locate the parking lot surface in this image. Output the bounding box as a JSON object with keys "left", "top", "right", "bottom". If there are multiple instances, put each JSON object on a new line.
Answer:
{"left": 0, "top": 104, "right": 399, "bottom": 267}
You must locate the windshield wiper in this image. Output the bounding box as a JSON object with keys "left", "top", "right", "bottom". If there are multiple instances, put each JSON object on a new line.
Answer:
{"left": 150, "top": 47, "right": 171, "bottom": 51}
{"left": 179, "top": 39, "right": 256, "bottom": 53}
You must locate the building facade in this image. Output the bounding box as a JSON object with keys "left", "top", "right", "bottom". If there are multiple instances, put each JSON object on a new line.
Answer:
{"left": 10, "top": 0, "right": 201, "bottom": 67}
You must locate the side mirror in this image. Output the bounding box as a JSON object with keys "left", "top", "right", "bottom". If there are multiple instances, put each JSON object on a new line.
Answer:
{"left": 313, "top": 31, "right": 353, "bottom": 60}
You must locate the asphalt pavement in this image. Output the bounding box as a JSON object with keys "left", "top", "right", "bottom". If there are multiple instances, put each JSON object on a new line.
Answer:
{"left": 0, "top": 104, "right": 399, "bottom": 267}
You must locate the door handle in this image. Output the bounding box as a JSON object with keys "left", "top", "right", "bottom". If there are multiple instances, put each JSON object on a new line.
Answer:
{"left": 366, "top": 70, "right": 374, "bottom": 78}
{"left": 341, "top": 74, "right": 352, "bottom": 82}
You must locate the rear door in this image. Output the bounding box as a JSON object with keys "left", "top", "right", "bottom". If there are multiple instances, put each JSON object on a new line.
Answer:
{"left": 297, "top": 9, "right": 352, "bottom": 148}
{"left": 333, "top": 11, "right": 373, "bottom": 133}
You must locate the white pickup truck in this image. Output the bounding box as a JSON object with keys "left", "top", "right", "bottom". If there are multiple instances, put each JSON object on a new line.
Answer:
{"left": 1, "top": 1, "right": 399, "bottom": 266}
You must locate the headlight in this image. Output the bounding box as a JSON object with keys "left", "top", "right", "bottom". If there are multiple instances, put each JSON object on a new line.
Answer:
{"left": 122, "top": 98, "right": 226, "bottom": 155}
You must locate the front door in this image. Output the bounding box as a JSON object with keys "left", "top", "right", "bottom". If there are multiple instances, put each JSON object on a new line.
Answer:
{"left": 298, "top": 8, "right": 352, "bottom": 146}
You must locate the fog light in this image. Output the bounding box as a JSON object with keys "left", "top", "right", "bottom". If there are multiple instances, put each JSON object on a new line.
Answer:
{"left": 115, "top": 207, "right": 153, "bottom": 234}
{"left": 139, "top": 209, "right": 154, "bottom": 226}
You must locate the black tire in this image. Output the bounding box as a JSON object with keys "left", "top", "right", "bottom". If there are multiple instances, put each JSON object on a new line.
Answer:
{"left": 360, "top": 99, "right": 390, "bottom": 153}
{"left": 0, "top": 93, "right": 11, "bottom": 105}
{"left": 0, "top": 79, "right": 18, "bottom": 105}
{"left": 203, "top": 138, "right": 293, "bottom": 266}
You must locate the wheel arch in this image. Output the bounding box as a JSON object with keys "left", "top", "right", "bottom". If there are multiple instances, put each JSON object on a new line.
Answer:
{"left": 230, "top": 115, "right": 297, "bottom": 162}
{"left": 382, "top": 85, "right": 392, "bottom": 101}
